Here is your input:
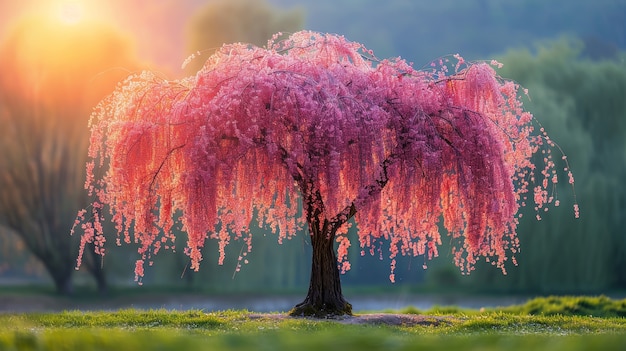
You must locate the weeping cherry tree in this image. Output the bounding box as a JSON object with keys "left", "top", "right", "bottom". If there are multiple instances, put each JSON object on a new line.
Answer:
{"left": 74, "top": 31, "right": 576, "bottom": 316}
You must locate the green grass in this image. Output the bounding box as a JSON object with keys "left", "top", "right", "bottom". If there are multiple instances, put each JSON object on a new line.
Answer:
{"left": 1, "top": 296, "right": 625, "bottom": 350}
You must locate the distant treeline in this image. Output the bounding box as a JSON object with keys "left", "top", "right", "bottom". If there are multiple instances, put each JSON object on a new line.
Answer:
{"left": 270, "top": 0, "right": 625, "bottom": 65}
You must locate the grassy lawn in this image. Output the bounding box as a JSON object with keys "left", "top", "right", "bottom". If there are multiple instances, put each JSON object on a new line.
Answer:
{"left": 0, "top": 296, "right": 625, "bottom": 350}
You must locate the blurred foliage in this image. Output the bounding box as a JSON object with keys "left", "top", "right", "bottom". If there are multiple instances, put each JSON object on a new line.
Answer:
{"left": 430, "top": 39, "right": 626, "bottom": 294}
{"left": 184, "top": 0, "right": 303, "bottom": 74}
{"left": 0, "top": 15, "right": 142, "bottom": 294}
{"left": 2, "top": 330, "right": 626, "bottom": 351}
{"left": 135, "top": 225, "right": 312, "bottom": 292}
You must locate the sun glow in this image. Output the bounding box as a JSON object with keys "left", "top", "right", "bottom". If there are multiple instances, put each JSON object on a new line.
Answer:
{"left": 56, "top": 1, "right": 85, "bottom": 25}
{"left": 3, "top": 0, "right": 140, "bottom": 110}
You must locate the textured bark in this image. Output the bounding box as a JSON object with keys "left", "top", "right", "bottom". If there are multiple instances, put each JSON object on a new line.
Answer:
{"left": 289, "top": 221, "right": 352, "bottom": 317}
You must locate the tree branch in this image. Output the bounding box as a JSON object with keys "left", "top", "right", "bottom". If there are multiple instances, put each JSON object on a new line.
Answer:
{"left": 148, "top": 143, "right": 186, "bottom": 190}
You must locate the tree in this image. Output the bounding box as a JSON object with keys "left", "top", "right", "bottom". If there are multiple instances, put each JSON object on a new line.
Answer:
{"left": 0, "top": 225, "right": 47, "bottom": 280}
{"left": 75, "top": 31, "right": 572, "bottom": 316}
{"left": 0, "top": 15, "right": 141, "bottom": 294}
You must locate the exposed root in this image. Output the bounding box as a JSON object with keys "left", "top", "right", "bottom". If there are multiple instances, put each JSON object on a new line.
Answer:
{"left": 288, "top": 300, "right": 353, "bottom": 318}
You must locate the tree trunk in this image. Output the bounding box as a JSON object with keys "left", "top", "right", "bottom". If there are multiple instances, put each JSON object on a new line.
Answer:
{"left": 289, "top": 221, "right": 352, "bottom": 317}
{"left": 48, "top": 263, "right": 74, "bottom": 295}
{"left": 33, "top": 246, "right": 74, "bottom": 296}
{"left": 86, "top": 244, "right": 108, "bottom": 295}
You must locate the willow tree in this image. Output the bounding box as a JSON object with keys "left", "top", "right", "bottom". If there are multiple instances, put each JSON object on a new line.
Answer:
{"left": 0, "top": 15, "right": 140, "bottom": 294}
{"left": 75, "top": 31, "right": 575, "bottom": 316}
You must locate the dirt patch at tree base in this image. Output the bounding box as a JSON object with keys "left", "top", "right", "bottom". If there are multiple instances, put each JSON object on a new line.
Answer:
{"left": 248, "top": 313, "right": 453, "bottom": 327}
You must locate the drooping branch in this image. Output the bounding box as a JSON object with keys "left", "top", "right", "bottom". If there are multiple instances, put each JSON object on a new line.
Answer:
{"left": 330, "top": 157, "right": 392, "bottom": 231}
{"left": 148, "top": 143, "right": 186, "bottom": 190}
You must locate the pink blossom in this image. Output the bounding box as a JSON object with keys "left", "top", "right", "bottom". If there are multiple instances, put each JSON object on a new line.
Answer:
{"left": 134, "top": 259, "right": 144, "bottom": 281}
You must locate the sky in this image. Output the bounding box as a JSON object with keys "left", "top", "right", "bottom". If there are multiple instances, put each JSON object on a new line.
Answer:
{"left": 3, "top": 0, "right": 623, "bottom": 77}
{"left": 0, "top": 0, "right": 208, "bottom": 74}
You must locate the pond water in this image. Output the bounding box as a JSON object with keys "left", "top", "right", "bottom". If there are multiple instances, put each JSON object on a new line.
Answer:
{"left": 0, "top": 292, "right": 533, "bottom": 313}
{"left": 110, "top": 294, "right": 532, "bottom": 313}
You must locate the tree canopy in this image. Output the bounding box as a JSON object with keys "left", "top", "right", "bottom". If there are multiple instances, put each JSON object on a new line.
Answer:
{"left": 75, "top": 31, "right": 571, "bottom": 289}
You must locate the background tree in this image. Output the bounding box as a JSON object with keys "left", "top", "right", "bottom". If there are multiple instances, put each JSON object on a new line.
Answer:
{"left": 184, "top": 0, "right": 303, "bottom": 74}
{"left": 76, "top": 31, "right": 572, "bottom": 316}
{"left": 0, "top": 225, "right": 46, "bottom": 282}
{"left": 0, "top": 15, "right": 141, "bottom": 294}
